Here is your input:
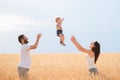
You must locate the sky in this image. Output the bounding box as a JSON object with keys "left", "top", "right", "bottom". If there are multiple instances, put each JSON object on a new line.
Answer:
{"left": 0, "top": 0, "right": 120, "bottom": 54}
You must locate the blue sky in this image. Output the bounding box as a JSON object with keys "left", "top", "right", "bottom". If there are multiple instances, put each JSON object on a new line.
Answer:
{"left": 0, "top": 0, "right": 120, "bottom": 53}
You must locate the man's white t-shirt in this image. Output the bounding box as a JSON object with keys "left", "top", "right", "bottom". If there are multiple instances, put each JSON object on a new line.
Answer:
{"left": 18, "top": 44, "right": 31, "bottom": 68}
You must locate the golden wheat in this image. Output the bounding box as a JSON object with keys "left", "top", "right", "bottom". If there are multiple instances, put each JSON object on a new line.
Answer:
{"left": 0, "top": 53, "right": 120, "bottom": 80}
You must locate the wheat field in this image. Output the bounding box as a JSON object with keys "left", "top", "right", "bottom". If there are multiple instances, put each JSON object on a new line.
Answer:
{"left": 0, "top": 53, "right": 120, "bottom": 80}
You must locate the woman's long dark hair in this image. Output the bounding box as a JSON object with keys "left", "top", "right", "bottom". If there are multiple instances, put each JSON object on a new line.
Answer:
{"left": 92, "top": 41, "right": 100, "bottom": 64}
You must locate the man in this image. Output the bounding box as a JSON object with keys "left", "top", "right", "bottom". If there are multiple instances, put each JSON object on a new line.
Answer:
{"left": 17, "top": 33, "right": 42, "bottom": 80}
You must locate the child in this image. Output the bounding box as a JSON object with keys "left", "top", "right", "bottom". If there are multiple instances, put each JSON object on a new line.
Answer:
{"left": 71, "top": 36, "right": 100, "bottom": 75}
{"left": 55, "top": 17, "right": 66, "bottom": 46}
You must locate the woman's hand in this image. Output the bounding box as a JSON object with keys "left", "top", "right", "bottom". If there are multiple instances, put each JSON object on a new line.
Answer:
{"left": 71, "top": 35, "right": 77, "bottom": 43}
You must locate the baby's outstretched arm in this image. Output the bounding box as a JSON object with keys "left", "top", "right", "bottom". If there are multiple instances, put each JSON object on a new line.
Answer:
{"left": 62, "top": 18, "right": 64, "bottom": 22}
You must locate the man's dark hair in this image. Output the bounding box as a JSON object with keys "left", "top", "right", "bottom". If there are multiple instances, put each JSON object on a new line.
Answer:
{"left": 18, "top": 34, "right": 24, "bottom": 43}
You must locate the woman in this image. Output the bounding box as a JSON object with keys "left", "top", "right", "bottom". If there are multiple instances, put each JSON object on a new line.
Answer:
{"left": 71, "top": 36, "right": 100, "bottom": 75}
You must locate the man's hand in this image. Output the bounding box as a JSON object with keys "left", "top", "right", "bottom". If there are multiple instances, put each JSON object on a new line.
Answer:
{"left": 29, "top": 33, "right": 42, "bottom": 50}
{"left": 37, "top": 33, "right": 42, "bottom": 40}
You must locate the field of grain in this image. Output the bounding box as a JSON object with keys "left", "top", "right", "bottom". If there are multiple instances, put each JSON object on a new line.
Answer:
{"left": 0, "top": 53, "right": 120, "bottom": 80}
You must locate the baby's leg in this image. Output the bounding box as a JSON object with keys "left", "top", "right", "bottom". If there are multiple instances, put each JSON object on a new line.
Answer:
{"left": 59, "top": 34, "right": 66, "bottom": 46}
{"left": 59, "top": 34, "right": 64, "bottom": 41}
{"left": 62, "top": 35, "right": 65, "bottom": 43}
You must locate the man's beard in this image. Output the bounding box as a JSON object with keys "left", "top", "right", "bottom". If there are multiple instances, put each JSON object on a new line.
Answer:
{"left": 24, "top": 39, "right": 29, "bottom": 44}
